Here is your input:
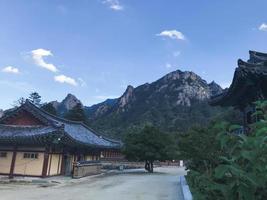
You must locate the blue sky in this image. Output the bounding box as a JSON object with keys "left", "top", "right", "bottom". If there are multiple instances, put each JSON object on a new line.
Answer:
{"left": 0, "top": 0, "right": 267, "bottom": 109}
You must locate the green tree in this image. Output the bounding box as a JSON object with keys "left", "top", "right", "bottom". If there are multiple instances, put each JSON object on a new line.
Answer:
{"left": 64, "top": 103, "right": 86, "bottom": 122}
{"left": 28, "top": 92, "right": 42, "bottom": 107}
{"left": 41, "top": 103, "right": 57, "bottom": 116}
{"left": 123, "top": 126, "right": 178, "bottom": 173}
{"left": 179, "top": 101, "right": 267, "bottom": 200}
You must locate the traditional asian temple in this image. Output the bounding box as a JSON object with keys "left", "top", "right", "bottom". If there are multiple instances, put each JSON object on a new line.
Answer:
{"left": 210, "top": 50, "right": 267, "bottom": 127}
{"left": 0, "top": 100, "right": 122, "bottom": 178}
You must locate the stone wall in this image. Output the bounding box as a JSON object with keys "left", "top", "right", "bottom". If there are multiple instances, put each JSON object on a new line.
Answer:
{"left": 72, "top": 162, "right": 102, "bottom": 178}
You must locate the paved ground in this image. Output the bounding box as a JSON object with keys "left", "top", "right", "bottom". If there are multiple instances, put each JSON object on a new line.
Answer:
{"left": 0, "top": 167, "right": 186, "bottom": 200}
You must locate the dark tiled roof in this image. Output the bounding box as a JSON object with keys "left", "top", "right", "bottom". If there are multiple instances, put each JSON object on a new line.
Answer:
{"left": 0, "top": 125, "right": 57, "bottom": 137}
{"left": 210, "top": 51, "right": 267, "bottom": 107}
{"left": 0, "top": 101, "right": 121, "bottom": 149}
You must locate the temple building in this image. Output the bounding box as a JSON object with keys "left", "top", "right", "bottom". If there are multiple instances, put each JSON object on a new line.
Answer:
{"left": 0, "top": 100, "right": 122, "bottom": 178}
{"left": 210, "top": 50, "right": 267, "bottom": 128}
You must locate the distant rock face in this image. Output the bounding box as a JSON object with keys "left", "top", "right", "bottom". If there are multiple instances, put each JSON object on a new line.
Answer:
{"left": 118, "top": 85, "right": 135, "bottom": 110}
{"left": 49, "top": 94, "right": 82, "bottom": 116}
{"left": 0, "top": 109, "right": 3, "bottom": 118}
{"left": 86, "top": 70, "right": 223, "bottom": 137}
{"left": 88, "top": 70, "right": 223, "bottom": 115}
{"left": 61, "top": 94, "right": 82, "bottom": 110}
{"left": 84, "top": 99, "right": 117, "bottom": 118}
{"left": 45, "top": 70, "right": 223, "bottom": 138}
{"left": 50, "top": 101, "right": 60, "bottom": 110}
{"left": 208, "top": 81, "right": 223, "bottom": 96}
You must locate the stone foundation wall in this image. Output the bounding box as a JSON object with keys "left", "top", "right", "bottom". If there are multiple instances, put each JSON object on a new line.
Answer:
{"left": 72, "top": 162, "right": 102, "bottom": 178}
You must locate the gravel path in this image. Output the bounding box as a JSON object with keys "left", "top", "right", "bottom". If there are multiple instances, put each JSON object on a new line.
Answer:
{"left": 0, "top": 167, "right": 186, "bottom": 200}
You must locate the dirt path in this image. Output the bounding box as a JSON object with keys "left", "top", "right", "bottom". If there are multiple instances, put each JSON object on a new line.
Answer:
{"left": 0, "top": 167, "right": 186, "bottom": 200}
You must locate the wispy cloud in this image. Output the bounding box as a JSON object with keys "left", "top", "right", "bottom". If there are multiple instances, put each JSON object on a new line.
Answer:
{"left": 54, "top": 74, "right": 78, "bottom": 86}
{"left": 157, "top": 30, "right": 185, "bottom": 40}
{"left": 259, "top": 23, "right": 267, "bottom": 31}
{"left": 173, "top": 51, "right": 181, "bottom": 57}
{"left": 2, "top": 66, "right": 19, "bottom": 74}
{"left": 165, "top": 63, "right": 172, "bottom": 69}
{"left": 102, "top": 0, "right": 124, "bottom": 11}
{"left": 31, "top": 49, "right": 58, "bottom": 72}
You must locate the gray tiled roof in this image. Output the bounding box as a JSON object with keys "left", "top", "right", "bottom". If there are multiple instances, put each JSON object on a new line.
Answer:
{"left": 209, "top": 51, "right": 267, "bottom": 107}
{"left": 0, "top": 125, "right": 56, "bottom": 137}
{"left": 0, "top": 101, "right": 121, "bottom": 149}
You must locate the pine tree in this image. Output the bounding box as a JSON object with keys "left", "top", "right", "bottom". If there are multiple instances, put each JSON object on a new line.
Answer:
{"left": 28, "top": 92, "right": 42, "bottom": 107}
{"left": 64, "top": 103, "right": 86, "bottom": 122}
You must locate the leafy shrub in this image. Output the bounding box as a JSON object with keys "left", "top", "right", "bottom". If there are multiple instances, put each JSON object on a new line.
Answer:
{"left": 179, "top": 101, "right": 267, "bottom": 200}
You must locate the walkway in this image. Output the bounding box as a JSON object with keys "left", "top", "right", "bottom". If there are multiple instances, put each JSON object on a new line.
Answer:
{"left": 0, "top": 167, "right": 186, "bottom": 200}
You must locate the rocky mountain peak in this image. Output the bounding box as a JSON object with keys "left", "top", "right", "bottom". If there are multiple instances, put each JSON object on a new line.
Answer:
{"left": 50, "top": 101, "right": 60, "bottom": 109}
{"left": 0, "top": 109, "right": 3, "bottom": 118}
{"left": 118, "top": 85, "right": 135, "bottom": 108}
{"left": 208, "top": 81, "right": 223, "bottom": 96}
{"left": 163, "top": 70, "right": 203, "bottom": 83}
{"left": 48, "top": 93, "right": 82, "bottom": 115}
{"left": 61, "top": 94, "right": 82, "bottom": 110}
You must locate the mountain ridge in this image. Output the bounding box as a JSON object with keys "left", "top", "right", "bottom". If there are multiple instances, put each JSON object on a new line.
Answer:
{"left": 83, "top": 70, "right": 224, "bottom": 138}
{"left": 42, "top": 69, "right": 225, "bottom": 138}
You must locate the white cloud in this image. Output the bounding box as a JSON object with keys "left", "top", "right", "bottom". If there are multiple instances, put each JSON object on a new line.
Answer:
{"left": 2, "top": 66, "right": 19, "bottom": 74}
{"left": 102, "top": 0, "right": 124, "bottom": 11}
{"left": 31, "top": 49, "right": 58, "bottom": 72}
{"left": 54, "top": 75, "right": 78, "bottom": 86}
{"left": 173, "top": 51, "right": 181, "bottom": 57}
{"left": 157, "top": 30, "right": 185, "bottom": 40}
{"left": 165, "top": 63, "right": 172, "bottom": 69}
{"left": 259, "top": 23, "right": 267, "bottom": 31}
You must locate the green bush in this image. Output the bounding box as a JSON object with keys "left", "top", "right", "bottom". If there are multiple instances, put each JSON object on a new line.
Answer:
{"left": 179, "top": 101, "right": 267, "bottom": 200}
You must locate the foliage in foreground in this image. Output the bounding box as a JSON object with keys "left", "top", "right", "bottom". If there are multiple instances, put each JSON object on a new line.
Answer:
{"left": 179, "top": 101, "right": 267, "bottom": 200}
{"left": 123, "top": 126, "right": 179, "bottom": 172}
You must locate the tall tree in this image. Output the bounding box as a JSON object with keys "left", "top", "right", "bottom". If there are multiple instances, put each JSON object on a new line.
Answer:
{"left": 64, "top": 103, "right": 86, "bottom": 122}
{"left": 28, "top": 92, "right": 42, "bottom": 107}
{"left": 123, "top": 126, "right": 178, "bottom": 173}
{"left": 41, "top": 103, "right": 57, "bottom": 116}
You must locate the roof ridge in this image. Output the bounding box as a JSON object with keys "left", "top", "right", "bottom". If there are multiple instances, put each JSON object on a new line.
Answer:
{"left": 0, "top": 124, "right": 47, "bottom": 128}
{"left": 25, "top": 100, "right": 84, "bottom": 125}
{"left": 24, "top": 101, "right": 121, "bottom": 144}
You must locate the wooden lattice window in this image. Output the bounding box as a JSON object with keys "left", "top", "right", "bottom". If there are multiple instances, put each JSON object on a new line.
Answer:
{"left": 0, "top": 152, "right": 7, "bottom": 158}
{"left": 23, "top": 153, "right": 39, "bottom": 159}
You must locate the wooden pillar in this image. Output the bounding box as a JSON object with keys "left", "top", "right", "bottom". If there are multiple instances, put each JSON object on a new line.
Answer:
{"left": 42, "top": 148, "right": 49, "bottom": 178}
{"left": 57, "top": 154, "right": 61, "bottom": 174}
{"left": 9, "top": 146, "right": 17, "bottom": 179}
{"left": 60, "top": 153, "right": 65, "bottom": 175}
{"left": 48, "top": 153, "right": 52, "bottom": 176}
{"left": 60, "top": 147, "right": 65, "bottom": 175}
